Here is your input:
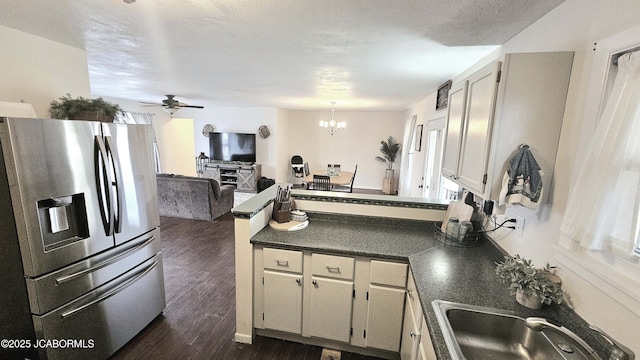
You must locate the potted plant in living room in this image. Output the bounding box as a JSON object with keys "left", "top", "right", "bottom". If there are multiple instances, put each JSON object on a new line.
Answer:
{"left": 495, "top": 254, "right": 564, "bottom": 309}
{"left": 49, "top": 93, "right": 122, "bottom": 122}
{"left": 375, "top": 136, "right": 401, "bottom": 194}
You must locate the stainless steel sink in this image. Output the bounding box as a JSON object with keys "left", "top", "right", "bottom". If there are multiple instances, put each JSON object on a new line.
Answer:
{"left": 432, "top": 300, "right": 601, "bottom": 360}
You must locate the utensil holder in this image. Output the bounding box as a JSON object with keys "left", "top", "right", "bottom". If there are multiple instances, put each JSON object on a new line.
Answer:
{"left": 272, "top": 200, "right": 291, "bottom": 223}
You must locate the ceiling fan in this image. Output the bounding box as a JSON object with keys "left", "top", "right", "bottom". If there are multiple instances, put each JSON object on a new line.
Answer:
{"left": 142, "top": 95, "right": 204, "bottom": 115}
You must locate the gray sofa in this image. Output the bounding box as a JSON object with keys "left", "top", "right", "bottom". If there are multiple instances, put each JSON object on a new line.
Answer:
{"left": 156, "top": 173, "right": 235, "bottom": 221}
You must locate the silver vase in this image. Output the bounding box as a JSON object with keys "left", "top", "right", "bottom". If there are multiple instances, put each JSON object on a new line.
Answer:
{"left": 516, "top": 288, "right": 542, "bottom": 309}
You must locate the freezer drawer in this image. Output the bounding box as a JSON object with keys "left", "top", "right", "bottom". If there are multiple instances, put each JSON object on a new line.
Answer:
{"left": 26, "top": 228, "right": 161, "bottom": 315}
{"left": 32, "top": 254, "right": 166, "bottom": 360}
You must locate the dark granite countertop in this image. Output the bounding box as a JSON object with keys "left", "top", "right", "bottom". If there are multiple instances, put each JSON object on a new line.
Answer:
{"left": 251, "top": 213, "right": 610, "bottom": 359}
{"left": 251, "top": 213, "right": 439, "bottom": 261}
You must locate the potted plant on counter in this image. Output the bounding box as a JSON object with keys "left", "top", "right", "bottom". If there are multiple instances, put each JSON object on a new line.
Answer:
{"left": 495, "top": 254, "right": 564, "bottom": 309}
{"left": 49, "top": 93, "right": 122, "bottom": 122}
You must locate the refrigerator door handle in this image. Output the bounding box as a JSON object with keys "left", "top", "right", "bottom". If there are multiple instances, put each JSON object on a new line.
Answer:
{"left": 60, "top": 259, "right": 159, "bottom": 319}
{"left": 55, "top": 235, "right": 156, "bottom": 285}
{"left": 104, "top": 135, "right": 123, "bottom": 234}
{"left": 94, "top": 136, "right": 114, "bottom": 235}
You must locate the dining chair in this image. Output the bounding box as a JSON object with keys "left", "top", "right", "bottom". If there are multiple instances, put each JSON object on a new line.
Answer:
{"left": 312, "top": 174, "right": 331, "bottom": 191}
{"left": 333, "top": 164, "right": 357, "bottom": 193}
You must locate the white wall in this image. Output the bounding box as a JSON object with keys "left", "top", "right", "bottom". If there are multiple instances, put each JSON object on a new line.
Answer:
{"left": 0, "top": 25, "right": 90, "bottom": 117}
{"left": 406, "top": 0, "right": 640, "bottom": 352}
{"left": 281, "top": 110, "right": 405, "bottom": 189}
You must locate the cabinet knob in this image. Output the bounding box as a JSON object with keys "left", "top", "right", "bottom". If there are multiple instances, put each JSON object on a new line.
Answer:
{"left": 312, "top": 280, "right": 317, "bottom": 286}
{"left": 410, "top": 331, "right": 420, "bottom": 338}
{"left": 296, "top": 278, "right": 301, "bottom": 284}
{"left": 407, "top": 289, "right": 413, "bottom": 299}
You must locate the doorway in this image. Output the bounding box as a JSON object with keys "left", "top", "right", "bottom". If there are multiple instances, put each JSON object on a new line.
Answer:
{"left": 423, "top": 117, "right": 447, "bottom": 199}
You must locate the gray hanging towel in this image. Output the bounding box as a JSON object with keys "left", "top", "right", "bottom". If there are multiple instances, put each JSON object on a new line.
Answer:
{"left": 498, "top": 145, "right": 544, "bottom": 209}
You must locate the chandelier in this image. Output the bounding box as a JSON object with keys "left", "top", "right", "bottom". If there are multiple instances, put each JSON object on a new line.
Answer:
{"left": 319, "top": 102, "right": 346, "bottom": 135}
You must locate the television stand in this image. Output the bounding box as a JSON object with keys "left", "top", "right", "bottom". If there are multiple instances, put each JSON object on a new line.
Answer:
{"left": 202, "top": 162, "right": 262, "bottom": 192}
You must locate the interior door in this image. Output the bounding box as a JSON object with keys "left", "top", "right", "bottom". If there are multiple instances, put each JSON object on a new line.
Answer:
{"left": 102, "top": 123, "right": 160, "bottom": 245}
{"left": 3, "top": 118, "right": 114, "bottom": 277}
{"left": 423, "top": 117, "right": 446, "bottom": 199}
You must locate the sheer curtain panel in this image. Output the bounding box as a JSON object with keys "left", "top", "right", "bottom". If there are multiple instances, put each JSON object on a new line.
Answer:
{"left": 561, "top": 51, "right": 640, "bottom": 255}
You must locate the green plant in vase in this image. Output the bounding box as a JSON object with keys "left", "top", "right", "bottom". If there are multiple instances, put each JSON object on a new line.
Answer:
{"left": 49, "top": 93, "right": 122, "bottom": 122}
{"left": 495, "top": 254, "right": 564, "bottom": 309}
{"left": 375, "top": 136, "right": 402, "bottom": 178}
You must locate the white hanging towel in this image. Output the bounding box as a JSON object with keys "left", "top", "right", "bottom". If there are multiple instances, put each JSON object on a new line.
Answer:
{"left": 498, "top": 145, "right": 544, "bottom": 210}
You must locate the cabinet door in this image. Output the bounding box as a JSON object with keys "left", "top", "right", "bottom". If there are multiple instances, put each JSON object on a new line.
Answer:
{"left": 457, "top": 62, "right": 501, "bottom": 194}
{"left": 419, "top": 314, "right": 437, "bottom": 360}
{"left": 237, "top": 168, "right": 255, "bottom": 191}
{"left": 400, "top": 293, "right": 420, "bottom": 360}
{"left": 441, "top": 81, "right": 468, "bottom": 179}
{"left": 263, "top": 271, "right": 303, "bottom": 334}
{"left": 309, "top": 277, "right": 353, "bottom": 343}
{"left": 202, "top": 165, "right": 221, "bottom": 182}
{"left": 365, "top": 285, "right": 405, "bottom": 352}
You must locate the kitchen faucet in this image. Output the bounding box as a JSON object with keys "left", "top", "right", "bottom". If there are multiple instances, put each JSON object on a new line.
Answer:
{"left": 525, "top": 317, "right": 601, "bottom": 359}
{"left": 590, "top": 325, "right": 635, "bottom": 360}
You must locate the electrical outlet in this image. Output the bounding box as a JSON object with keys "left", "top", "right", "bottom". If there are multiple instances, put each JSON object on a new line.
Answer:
{"left": 515, "top": 215, "right": 525, "bottom": 237}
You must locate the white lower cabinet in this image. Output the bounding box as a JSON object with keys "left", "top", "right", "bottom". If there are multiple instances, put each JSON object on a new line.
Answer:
{"left": 263, "top": 270, "right": 303, "bottom": 334}
{"left": 400, "top": 269, "right": 436, "bottom": 360}
{"left": 309, "top": 276, "right": 354, "bottom": 342}
{"left": 419, "top": 314, "right": 436, "bottom": 360}
{"left": 255, "top": 247, "right": 410, "bottom": 357}
{"left": 400, "top": 291, "right": 421, "bottom": 360}
{"left": 365, "top": 285, "right": 406, "bottom": 352}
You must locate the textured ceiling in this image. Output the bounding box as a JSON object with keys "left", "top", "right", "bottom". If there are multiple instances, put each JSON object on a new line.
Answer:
{"left": 0, "top": 0, "right": 564, "bottom": 110}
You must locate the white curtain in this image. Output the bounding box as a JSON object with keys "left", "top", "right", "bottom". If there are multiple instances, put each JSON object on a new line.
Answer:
{"left": 398, "top": 115, "right": 417, "bottom": 197}
{"left": 561, "top": 51, "right": 640, "bottom": 254}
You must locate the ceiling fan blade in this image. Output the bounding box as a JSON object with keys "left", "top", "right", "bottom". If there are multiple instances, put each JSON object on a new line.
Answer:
{"left": 181, "top": 105, "right": 204, "bottom": 109}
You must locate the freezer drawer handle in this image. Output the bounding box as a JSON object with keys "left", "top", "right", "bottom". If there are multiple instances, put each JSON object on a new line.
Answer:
{"left": 60, "top": 259, "right": 158, "bottom": 319}
{"left": 55, "top": 236, "right": 156, "bottom": 285}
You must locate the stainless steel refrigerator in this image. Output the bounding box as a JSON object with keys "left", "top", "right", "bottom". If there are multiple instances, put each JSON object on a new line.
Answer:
{"left": 0, "top": 117, "right": 166, "bottom": 360}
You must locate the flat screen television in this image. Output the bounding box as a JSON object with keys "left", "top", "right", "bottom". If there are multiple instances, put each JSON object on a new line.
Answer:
{"left": 209, "top": 132, "right": 256, "bottom": 163}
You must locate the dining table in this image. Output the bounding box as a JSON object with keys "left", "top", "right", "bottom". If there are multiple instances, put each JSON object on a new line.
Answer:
{"left": 305, "top": 170, "right": 354, "bottom": 186}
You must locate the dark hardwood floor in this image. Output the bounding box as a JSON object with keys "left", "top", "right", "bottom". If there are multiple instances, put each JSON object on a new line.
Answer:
{"left": 110, "top": 213, "right": 379, "bottom": 360}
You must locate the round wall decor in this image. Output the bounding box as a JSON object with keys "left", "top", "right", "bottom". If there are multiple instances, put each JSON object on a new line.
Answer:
{"left": 202, "top": 124, "right": 215, "bottom": 137}
{"left": 258, "top": 125, "right": 270, "bottom": 139}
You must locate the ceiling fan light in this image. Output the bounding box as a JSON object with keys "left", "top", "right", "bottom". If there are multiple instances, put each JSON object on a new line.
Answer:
{"left": 162, "top": 107, "right": 179, "bottom": 115}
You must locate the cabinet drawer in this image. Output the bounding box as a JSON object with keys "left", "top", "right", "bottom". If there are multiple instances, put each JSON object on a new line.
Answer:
{"left": 370, "top": 260, "right": 407, "bottom": 287}
{"left": 311, "top": 253, "right": 354, "bottom": 280}
{"left": 263, "top": 248, "right": 303, "bottom": 274}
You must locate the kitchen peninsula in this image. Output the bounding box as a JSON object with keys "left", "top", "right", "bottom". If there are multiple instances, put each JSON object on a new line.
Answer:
{"left": 232, "top": 186, "right": 610, "bottom": 360}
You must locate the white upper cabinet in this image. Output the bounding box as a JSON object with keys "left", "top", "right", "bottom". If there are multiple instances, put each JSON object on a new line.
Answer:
{"left": 442, "top": 52, "right": 574, "bottom": 201}
{"left": 441, "top": 81, "right": 468, "bottom": 179}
